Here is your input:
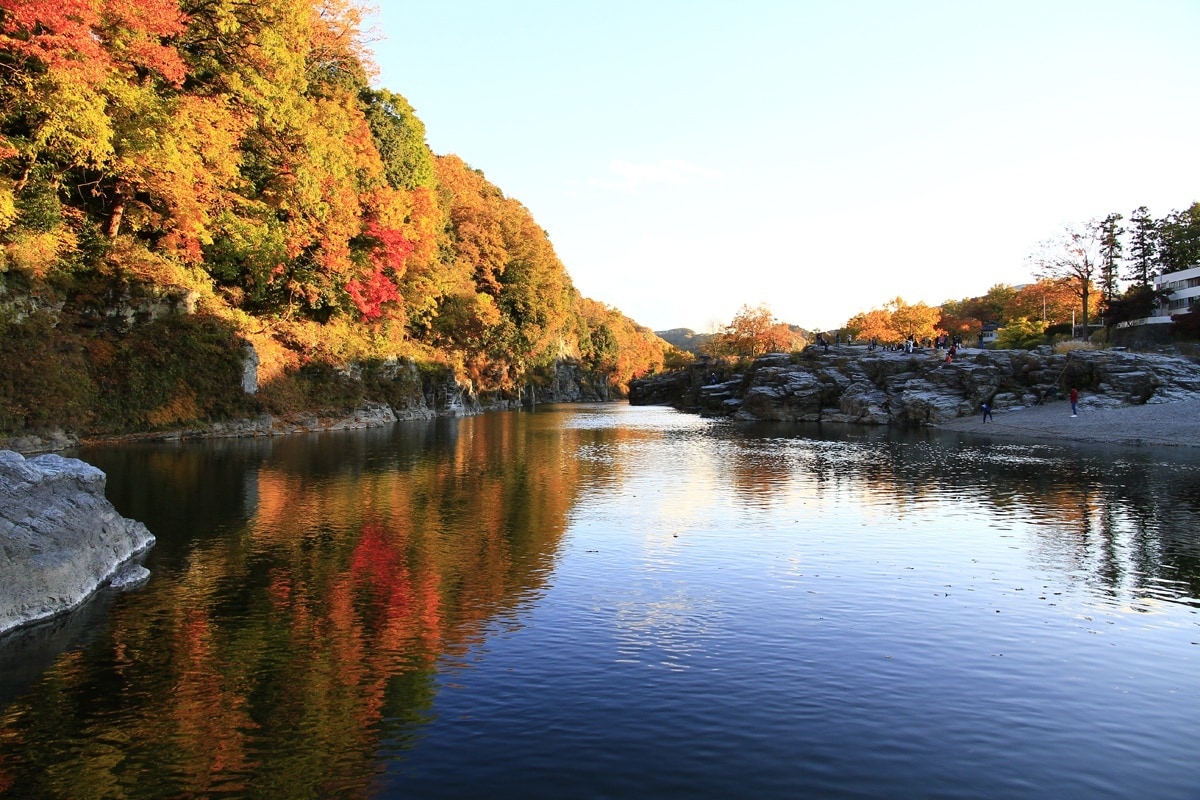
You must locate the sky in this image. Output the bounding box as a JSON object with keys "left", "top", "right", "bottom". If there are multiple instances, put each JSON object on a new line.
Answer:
{"left": 368, "top": 0, "right": 1200, "bottom": 333}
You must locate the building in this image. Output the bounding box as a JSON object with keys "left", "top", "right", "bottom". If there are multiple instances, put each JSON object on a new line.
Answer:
{"left": 1119, "top": 265, "right": 1200, "bottom": 327}
{"left": 980, "top": 321, "right": 1002, "bottom": 346}
{"left": 1158, "top": 265, "right": 1200, "bottom": 317}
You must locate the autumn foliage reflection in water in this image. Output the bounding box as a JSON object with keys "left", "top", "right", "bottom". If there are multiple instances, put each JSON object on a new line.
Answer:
{"left": 1, "top": 410, "right": 629, "bottom": 797}
{"left": 1, "top": 407, "right": 1198, "bottom": 799}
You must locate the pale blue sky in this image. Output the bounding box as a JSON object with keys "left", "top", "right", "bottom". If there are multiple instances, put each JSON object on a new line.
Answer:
{"left": 369, "top": 1, "right": 1200, "bottom": 332}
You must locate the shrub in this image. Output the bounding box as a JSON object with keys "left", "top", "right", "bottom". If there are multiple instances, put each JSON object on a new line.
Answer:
{"left": 89, "top": 314, "right": 253, "bottom": 432}
{"left": 0, "top": 311, "right": 94, "bottom": 433}
{"left": 1053, "top": 340, "right": 1095, "bottom": 354}
{"left": 994, "top": 318, "right": 1047, "bottom": 350}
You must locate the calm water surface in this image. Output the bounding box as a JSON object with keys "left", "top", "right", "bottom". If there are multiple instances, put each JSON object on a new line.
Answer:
{"left": 1, "top": 404, "right": 1198, "bottom": 798}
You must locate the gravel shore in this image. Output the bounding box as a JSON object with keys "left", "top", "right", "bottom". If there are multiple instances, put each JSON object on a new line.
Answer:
{"left": 934, "top": 396, "right": 1200, "bottom": 448}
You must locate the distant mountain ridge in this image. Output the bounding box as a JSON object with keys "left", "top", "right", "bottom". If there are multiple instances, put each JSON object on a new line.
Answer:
{"left": 655, "top": 328, "right": 713, "bottom": 355}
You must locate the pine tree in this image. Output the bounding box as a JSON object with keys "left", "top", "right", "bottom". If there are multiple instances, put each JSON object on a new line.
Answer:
{"left": 1124, "top": 206, "right": 1159, "bottom": 287}
{"left": 1097, "top": 212, "right": 1123, "bottom": 304}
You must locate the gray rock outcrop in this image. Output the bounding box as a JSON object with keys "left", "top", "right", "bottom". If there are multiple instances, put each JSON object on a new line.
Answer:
{"left": 241, "top": 343, "right": 260, "bottom": 394}
{"left": 630, "top": 346, "right": 1200, "bottom": 425}
{"left": 0, "top": 451, "right": 155, "bottom": 636}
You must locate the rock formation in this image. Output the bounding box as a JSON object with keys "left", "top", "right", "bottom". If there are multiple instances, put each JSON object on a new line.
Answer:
{"left": 0, "top": 451, "right": 155, "bottom": 636}
{"left": 630, "top": 346, "right": 1200, "bottom": 424}
{"left": 2, "top": 357, "right": 620, "bottom": 454}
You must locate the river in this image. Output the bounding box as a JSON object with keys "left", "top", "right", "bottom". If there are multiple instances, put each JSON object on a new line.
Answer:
{"left": 1, "top": 403, "right": 1198, "bottom": 798}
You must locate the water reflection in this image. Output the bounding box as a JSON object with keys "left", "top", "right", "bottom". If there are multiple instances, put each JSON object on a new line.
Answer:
{"left": 1, "top": 411, "right": 623, "bottom": 797}
{"left": 0, "top": 405, "right": 1197, "bottom": 798}
{"left": 727, "top": 421, "right": 1200, "bottom": 608}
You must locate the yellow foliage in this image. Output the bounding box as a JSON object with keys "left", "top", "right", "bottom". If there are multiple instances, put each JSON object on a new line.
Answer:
{"left": 846, "top": 298, "right": 941, "bottom": 344}
{"left": 5, "top": 230, "right": 77, "bottom": 278}
{"left": 0, "top": 179, "right": 17, "bottom": 232}
{"left": 146, "top": 388, "right": 202, "bottom": 428}
{"left": 244, "top": 328, "right": 299, "bottom": 387}
{"left": 104, "top": 238, "right": 212, "bottom": 296}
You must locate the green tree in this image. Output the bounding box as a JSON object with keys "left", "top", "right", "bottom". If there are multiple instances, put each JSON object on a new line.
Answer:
{"left": 1103, "top": 284, "right": 1164, "bottom": 327}
{"left": 1158, "top": 202, "right": 1200, "bottom": 275}
{"left": 362, "top": 89, "right": 435, "bottom": 191}
{"left": 1124, "top": 206, "right": 1158, "bottom": 287}
{"left": 995, "top": 317, "right": 1047, "bottom": 349}
{"left": 1097, "top": 212, "right": 1123, "bottom": 306}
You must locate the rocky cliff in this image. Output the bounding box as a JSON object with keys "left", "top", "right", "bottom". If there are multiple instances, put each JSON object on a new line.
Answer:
{"left": 0, "top": 451, "right": 156, "bottom": 636}
{"left": 2, "top": 357, "right": 615, "bottom": 454}
{"left": 630, "top": 346, "right": 1200, "bottom": 424}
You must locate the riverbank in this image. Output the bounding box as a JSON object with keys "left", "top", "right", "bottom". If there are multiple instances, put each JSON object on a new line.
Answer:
{"left": 934, "top": 396, "right": 1200, "bottom": 448}
{"left": 1, "top": 358, "right": 617, "bottom": 456}
{"left": 631, "top": 346, "right": 1200, "bottom": 437}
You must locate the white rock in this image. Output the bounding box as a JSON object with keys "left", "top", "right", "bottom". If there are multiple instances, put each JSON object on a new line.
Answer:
{"left": 0, "top": 451, "right": 155, "bottom": 635}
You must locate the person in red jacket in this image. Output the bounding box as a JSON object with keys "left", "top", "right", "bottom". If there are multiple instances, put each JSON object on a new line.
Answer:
{"left": 1069, "top": 387, "right": 1079, "bottom": 417}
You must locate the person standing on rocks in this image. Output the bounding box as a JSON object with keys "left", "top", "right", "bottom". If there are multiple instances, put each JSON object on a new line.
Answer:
{"left": 1069, "top": 387, "right": 1079, "bottom": 417}
{"left": 981, "top": 402, "right": 993, "bottom": 422}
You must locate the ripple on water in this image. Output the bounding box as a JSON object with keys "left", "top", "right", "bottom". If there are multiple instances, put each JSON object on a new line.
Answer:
{"left": 3, "top": 405, "right": 1198, "bottom": 799}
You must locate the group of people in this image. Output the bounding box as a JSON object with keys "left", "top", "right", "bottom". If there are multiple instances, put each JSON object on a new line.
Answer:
{"left": 862, "top": 334, "right": 963, "bottom": 356}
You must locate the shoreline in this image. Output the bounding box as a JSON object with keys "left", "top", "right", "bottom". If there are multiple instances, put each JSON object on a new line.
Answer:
{"left": 933, "top": 396, "right": 1200, "bottom": 448}
{"left": 6, "top": 395, "right": 1199, "bottom": 456}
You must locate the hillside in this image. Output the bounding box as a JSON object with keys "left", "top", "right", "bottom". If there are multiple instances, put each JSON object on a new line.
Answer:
{"left": 0, "top": 1, "right": 679, "bottom": 439}
{"left": 655, "top": 328, "right": 713, "bottom": 355}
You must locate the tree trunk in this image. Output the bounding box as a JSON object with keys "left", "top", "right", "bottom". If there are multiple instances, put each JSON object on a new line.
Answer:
{"left": 106, "top": 199, "right": 125, "bottom": 238}
{"left": 1080, "top": 284, "right": 1089, "bottom": 339}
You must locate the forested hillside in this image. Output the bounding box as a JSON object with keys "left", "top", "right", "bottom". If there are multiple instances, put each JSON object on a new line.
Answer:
{"left": 0, "top": 0, "right": 675, "bottom": 436}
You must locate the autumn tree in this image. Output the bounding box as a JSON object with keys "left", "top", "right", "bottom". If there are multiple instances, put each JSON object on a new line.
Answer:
{"left": 433, "top": 155, "right": 576, "bottom": 389}
{"left": 1010, "top": 279, "right": 1078, "bottom": 326}
{"left": 493, "top": 195, "right": 574, "bottom": 372}
{"left": 976, "top": 284, "right": 1019, "bottom": 324}
{"left": 0, "top": 0, "right": 192, "bottom": 271}
{"left": 0, "top": 0, "right": 682, "bottom": 431}
{"left": 935, "top": 306, "right": 982, "bottom": 343}
{"left": 886, "top": 297, "right": 941, "bottom": 342}
{"left": 845, "top": 307, "right": 896, "bottom": 344}
{"left": 574, "top": 297, "right": 672, "bottom": 391}
{"left": 1032, "top": 223, "right": 1102, "bottom": 337}
{"left": 703, "top": 303, "right": 804, "bottom": 357}
{"left": 844, "top": 298, "right": 940, "bottom": 345}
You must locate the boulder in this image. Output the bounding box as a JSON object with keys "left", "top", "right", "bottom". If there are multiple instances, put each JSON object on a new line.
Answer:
{"left": 0, "top": 451, "right": 155, "bottom": 636}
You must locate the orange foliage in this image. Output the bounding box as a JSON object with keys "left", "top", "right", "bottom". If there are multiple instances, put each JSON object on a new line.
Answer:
{"left": 705, "top": 303, "right": 805, "bottom": 357}
{"left": 0, "top": 0, "right": 187, "bottom": 86}
{"left": 0, "top": 0, "right": 108, "bottom": 84}
{"left": 0, "top": 0, "right": 680, "bottom": 411}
